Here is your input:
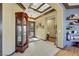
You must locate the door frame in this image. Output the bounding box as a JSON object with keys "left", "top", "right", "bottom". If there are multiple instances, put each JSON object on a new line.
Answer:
{"left": 46, "top": 16, "right": 57, "bottom": 46}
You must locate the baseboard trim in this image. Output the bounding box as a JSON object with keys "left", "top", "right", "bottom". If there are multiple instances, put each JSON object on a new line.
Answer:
{"left": 56, "top": 45, "right": 67, "bottom": 49}
{"left": 6, "top": 51, "right": 15, "bottom": 56}
{"left": 54, "top": 45, "right": 68, "bottom": 56}
{"left": 35, "top": 37, "right": 47, "bottom": 41}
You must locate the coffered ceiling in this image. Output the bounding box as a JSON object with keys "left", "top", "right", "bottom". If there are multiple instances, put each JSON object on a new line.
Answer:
{"left": 18, "top": 3, "right": 55, "bottom": 19}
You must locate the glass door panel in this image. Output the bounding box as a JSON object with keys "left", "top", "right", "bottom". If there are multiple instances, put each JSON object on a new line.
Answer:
{"left": 23, "top": 25, "right": 26, "bottom": 45}
{"left": 17, "top": 25, "right": 22, "bottom": 46}
{"left": 22, "top": 18, "right": 27, "bottom": 45}
{"left": 17, "top": 25, "right": 22, "bottom": 42}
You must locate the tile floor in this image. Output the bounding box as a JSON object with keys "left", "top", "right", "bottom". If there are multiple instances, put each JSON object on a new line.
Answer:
{"left": 13, "top": 38, "right": 60, "bottom": 56}
{"left": 29, "top": 38, "right": 40, "bottom": 42}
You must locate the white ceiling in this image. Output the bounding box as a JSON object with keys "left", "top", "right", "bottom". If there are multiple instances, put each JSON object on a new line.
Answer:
{"left": 68, "top": 3, "right": 79, "bottom": 6}
{"left": 22, "top": 3, "right": 53, "bottom": 18}
{"left": 31, "top": 3, "right": 43, "bottom": 9}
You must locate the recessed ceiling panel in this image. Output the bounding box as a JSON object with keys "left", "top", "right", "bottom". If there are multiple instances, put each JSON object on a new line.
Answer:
{"left": 38, "top": 4, "right": 50, "bottom": 11}
{"left": 22, "top": 3, "right": 54, "bottom": 19}
{"left": 26, "top": 8, "right": 41, "bottom": 18}
{"left": 31, "top": 3, "right": 43, "bottom": 9}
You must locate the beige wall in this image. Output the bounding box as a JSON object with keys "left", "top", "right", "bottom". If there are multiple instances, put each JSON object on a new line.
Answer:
{"left": 35, "top": 11, "right": 56, "bottom": 40}
{"left": 2, "top": 3, "right": 65, "bottom": 55}
{"left": 35, "top": 4, "right": 64, "bottom": 48}
{"left": 49, "top": 4, "right": 64, "bottom": 48}
{"left": 3, "top": 3, "right": 24, "bottom": 55}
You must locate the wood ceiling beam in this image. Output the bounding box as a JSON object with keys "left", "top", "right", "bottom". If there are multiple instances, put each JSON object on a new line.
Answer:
{"left": 36, "top": 3, "right": 45, "bottom": 9}
{"left": 17, "top": 3, "right": 26, "bottom": 10}
{"left": 29, "top": 7, "right": 43, "bottom": 13}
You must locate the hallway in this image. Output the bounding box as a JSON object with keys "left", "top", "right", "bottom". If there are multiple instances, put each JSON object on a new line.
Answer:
{"left": 13, "top": 39, "right": 60, "bottom": 56}
{"left": 2, "top": 3, "right": 79, "bottom": 56}
{"left": 2, "top": 3, "right": 63, "bottom": 56}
